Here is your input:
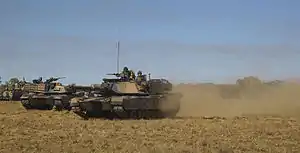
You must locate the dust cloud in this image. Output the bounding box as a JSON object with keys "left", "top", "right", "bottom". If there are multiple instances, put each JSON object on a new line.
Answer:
{"left": 173, "top": 79, "right": 300, "bottom": 118}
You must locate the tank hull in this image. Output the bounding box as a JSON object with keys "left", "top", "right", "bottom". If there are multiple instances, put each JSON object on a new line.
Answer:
{"left": 20, "top": 94, "right": 54, "bottom": 110}
{"left": 20, "top": 93, "right": 72, "bottom": 110}
{"left": 70, "top": 93, "right": 182, "bottom": 120}
{"left": 51, "top": 94, "right": 72, "bottom": 111}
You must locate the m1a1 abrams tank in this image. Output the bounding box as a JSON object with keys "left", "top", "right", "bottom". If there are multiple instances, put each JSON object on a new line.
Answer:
{"left": 20, "top": 77, "right": 66, "bottom": 110}
{"left": 70, "top": 72, "right": 182, "bottom": 120}
{"left": 20, "top": 77, "right": 92, "bottom": 110}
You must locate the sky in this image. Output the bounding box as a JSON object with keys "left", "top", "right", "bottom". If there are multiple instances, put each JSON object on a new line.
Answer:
{"left": 0, "top": 0, "right": 299, "bottom": 85}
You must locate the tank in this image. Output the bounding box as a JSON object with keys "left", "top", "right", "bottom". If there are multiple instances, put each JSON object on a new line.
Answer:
{"left": 0, "top": 78, "right": 4, "bottom": 101}
{"left": 0, "top": 77, "right": 27, "bottom": 101}
{"left": 70, "top": 72, "right": 182, "bottom": 120}
{"left": 20, "top": 77, "right": 91, "bottom": 110}
{"left": 0, "top": 85, "right": 10, "bottom": 101}
{"left": 0, "top": 85, "right": 24, "bottom": 101}
{"left": 20, "top": 77, "right": 62, "bottom": 110}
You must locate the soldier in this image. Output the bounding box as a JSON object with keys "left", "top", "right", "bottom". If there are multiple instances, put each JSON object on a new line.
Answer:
{"left": 129, "top": 70, "right": 136, "bottom": 80}
{"left": 37, "top": 77, "right": 42, "bottom": 83}
{"left": 136, "top": 71, "right": 148, "bottom": 92}
{"left": 119, "top": 66, "right": 130, "bottom": 80}
{"left": 136, "top": 71, "right": 145, "bottom": 82}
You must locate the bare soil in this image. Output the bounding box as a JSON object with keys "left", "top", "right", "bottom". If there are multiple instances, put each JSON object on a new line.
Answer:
{"left": 1, "top": 83, "right": 300, "bottom": 153}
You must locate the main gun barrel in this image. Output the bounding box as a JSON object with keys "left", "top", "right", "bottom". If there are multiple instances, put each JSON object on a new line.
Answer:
{"left": 106, "top": 73, "right": 121, "bottom": 77}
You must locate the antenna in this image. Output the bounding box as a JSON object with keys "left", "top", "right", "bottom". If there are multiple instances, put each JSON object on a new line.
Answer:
{"left": 116, "top": 40, "right": 120, "bottom": 72}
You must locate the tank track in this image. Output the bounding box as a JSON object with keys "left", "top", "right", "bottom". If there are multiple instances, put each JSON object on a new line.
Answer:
{"left": 71, "top": 105, "right": 178, "bottom": 120}
{"left": 20, "top": 99, "right": 32, "bottom": 109}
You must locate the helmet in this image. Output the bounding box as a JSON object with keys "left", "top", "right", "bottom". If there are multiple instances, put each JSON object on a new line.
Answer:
{"left": 137, "top": 71, "right": 142, "bottom": 75}
{"left": 123, "top": 67, "right": 128, "bottom": 71}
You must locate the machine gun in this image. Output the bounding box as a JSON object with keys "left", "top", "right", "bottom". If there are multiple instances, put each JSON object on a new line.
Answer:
{"left": 32, "top": 77, "right": 43, "bottom": 84}
{"left": 44, "top": 77, "right": 66, "bottom": 84}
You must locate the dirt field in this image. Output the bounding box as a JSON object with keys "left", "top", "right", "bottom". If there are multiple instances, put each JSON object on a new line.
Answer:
{"left": 1, "top": 83, "right": 300, "bottom": 153}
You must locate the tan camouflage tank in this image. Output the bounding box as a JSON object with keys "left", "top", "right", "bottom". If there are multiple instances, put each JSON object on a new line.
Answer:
{"left": 20, "top": 77, "right": 92, "bottom": 110}
{"left": 0, "top": 77, "right": 25, "bottom": 101}
{"left": 70, "top": 72, "right": 182, "bottom": 120}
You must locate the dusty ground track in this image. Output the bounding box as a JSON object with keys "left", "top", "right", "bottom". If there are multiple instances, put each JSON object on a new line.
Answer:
{"left": 1, "top": 83, "right": 300, "bottom": 153}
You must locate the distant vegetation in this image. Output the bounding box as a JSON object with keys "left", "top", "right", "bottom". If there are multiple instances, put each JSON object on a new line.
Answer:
{"left": 177, "top": 76, "right": 287, "bottom": 100}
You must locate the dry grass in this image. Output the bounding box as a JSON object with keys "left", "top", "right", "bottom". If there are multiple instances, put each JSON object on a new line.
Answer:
{"left": 1, "top": 83, "right": 300, "bottom": 153}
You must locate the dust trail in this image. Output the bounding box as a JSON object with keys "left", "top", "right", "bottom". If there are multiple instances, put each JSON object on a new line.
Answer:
{"left": 173, "top": 82, "right": 300, "bottom": 118}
